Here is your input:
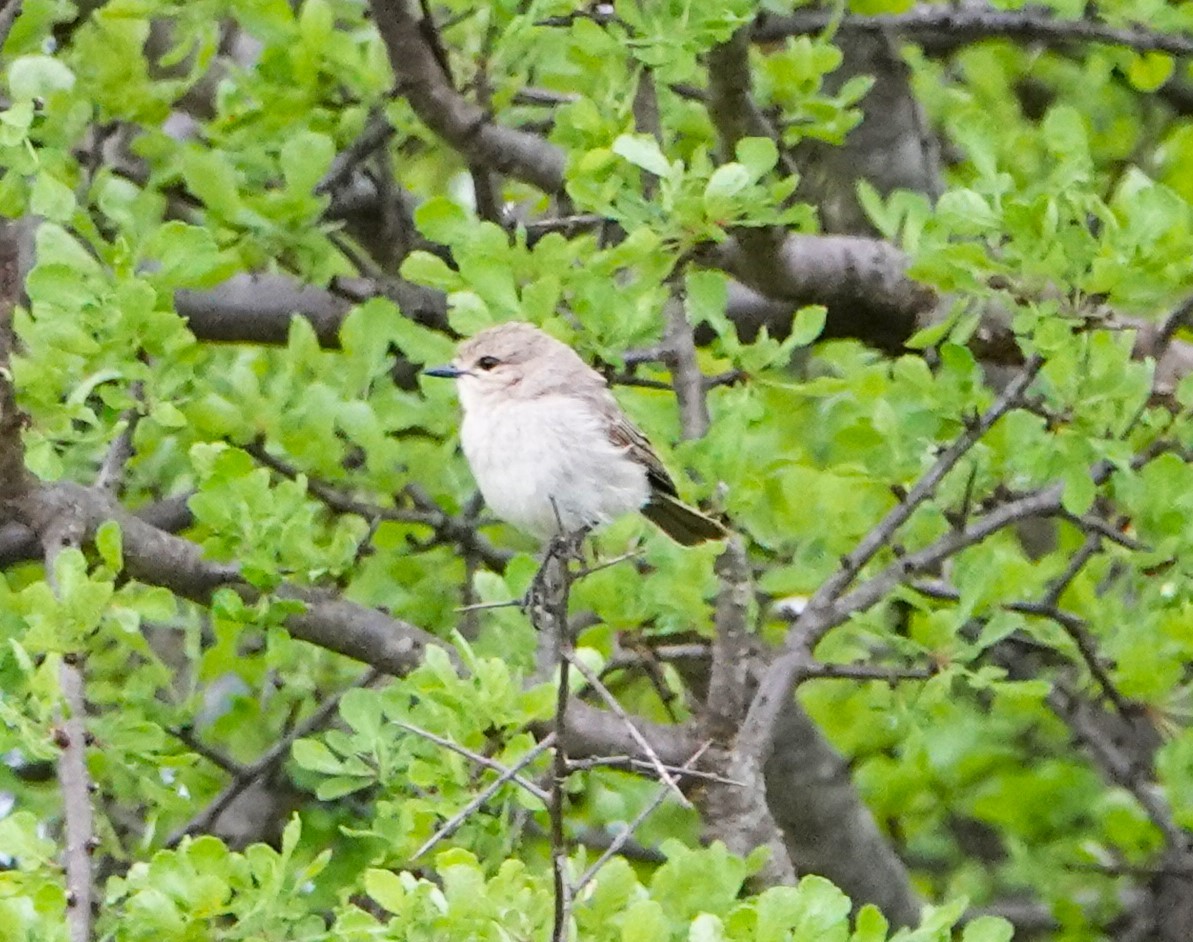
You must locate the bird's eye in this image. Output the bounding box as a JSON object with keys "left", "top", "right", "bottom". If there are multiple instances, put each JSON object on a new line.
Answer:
{"left": 476, "top": 356, "right": 500, "bottom": 371}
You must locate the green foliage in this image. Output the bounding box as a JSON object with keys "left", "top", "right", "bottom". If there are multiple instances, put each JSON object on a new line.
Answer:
{"left": 3, "top": 0, "right": 1193, "bottom": 940}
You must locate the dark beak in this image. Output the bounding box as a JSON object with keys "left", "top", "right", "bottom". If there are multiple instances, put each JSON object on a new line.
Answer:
{"left": 424, "top": 365, "right": 464, "bottom": 379}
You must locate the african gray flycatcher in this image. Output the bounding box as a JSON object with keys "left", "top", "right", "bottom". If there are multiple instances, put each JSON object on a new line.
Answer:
{"left": 425, "top": 322, "right": 726, "bottom": 545}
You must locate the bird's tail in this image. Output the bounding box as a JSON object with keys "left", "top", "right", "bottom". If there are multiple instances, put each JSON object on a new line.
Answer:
{"left": 642, "top": 492, "right": 728, "bottom": 546}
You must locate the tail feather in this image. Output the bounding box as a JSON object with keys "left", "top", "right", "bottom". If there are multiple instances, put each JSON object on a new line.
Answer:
{"left": 641, "top": 492, "right": 728, "bottom": 546}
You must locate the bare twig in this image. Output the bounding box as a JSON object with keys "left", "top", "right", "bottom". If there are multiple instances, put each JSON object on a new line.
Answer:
{"left": 565, "top": 651, "right": 690, "bottom": 807}
{"left": 410, "top": 733, "right": 555, "bottom": 859}
{"left": 663, "top": 294, "right": 710, "bottom": 440}
{"left": 395, "top": 721, "right": 549, "bottom": 803}
{"left": 42, "top": 515, "right": 93, "bottom": 942}
{"left": 811, "top": 354, "right": 1043, "bottom": 612}
{"left": 706, "top": 537, "right": 753, "bottom": 740}
{"left": 0, "top": 1, "right": 23, "bottom": 51}
{"left": 316, "top": 109, "right": 395, "bottom": 196}
{"left": 573, "top": 741, "right": 712, "bottom": 893}
{"left": 0, "top": 219, "right": 31, "bottom": 507}
{"left": 95, "top": 385, "right": 144, "bottom": 495}
{"left": 167, "top": 725, "right": 249, "bottom": 777}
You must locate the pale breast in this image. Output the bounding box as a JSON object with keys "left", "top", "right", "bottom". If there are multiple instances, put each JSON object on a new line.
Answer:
{"left": 460, "top": 395, "right": 651, "bottom": 539}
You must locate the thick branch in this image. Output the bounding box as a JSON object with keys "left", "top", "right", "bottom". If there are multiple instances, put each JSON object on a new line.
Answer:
{"left": 0, "top": 495, "right": 193, "bottom": 570}
{"left": 703, "top": 233, "right": 936, "bottom": 353}
{"left": 764, "top": 703, "right": 923, "bottom": 927}
{"left": 368, "top": 0, "right": 566, "bottom": 193}
{"left": 0, "top": 218, "right": 31, "bottom": 507}
{"left": 9, "top": 481, "right": 682, "bottom": 768}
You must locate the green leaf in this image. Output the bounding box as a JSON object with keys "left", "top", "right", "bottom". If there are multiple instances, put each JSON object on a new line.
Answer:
{"left": 95, "top": 521, "right": 123, "bottom": 573}
{"left": 30, "top": 173, "right": 76, "bottom": 222}
{"left": 291, "top": 737, "right": 343, "bottom": 775}
{"left": 961, "top": 915, "right": 1014, "bottom": 942}
{"left": 788, "top": 306, "right": 827, "bottom": 347}
{"left": 704, "top": 163, "right": 752, "bottom": 203}
{"left": 849, "top": 905, "right": 888, "bottom": 942}
{"left": 415, "top": 196, "right": 474, "bottom": 244}
{"left": 735, "top": 137, "right": 779, "bottom": 179}
{"left": 1126, "top": 52, "right": 1173, "bottom": 92}
{"left": 8, "top": 55, "right": 76, "bottom": 100}
{"left": 339, "top": 688, "right": 383, "bottom": 740}
{"left": 280, "top": 131, "right": 335, "bottom": 193}
{"left": 612, "top": 133, "right": 673, "bottom": 177}
{"left": 400, "top": 251, "right": 463, "bottom": 292}
{"left": 364, "top": 868, "right": 407, "bottom": 915}
{"left": 150, "top": 401, "right": 188, "bottom": 429}
{"left": 620, "top": 899, "right": 668, "bottom": 942}
{"left": 1061, "top": 468, "right": 1095, "bottom": 516}
{"left": 143, "top": 221, "right": 231, "bottom": 288}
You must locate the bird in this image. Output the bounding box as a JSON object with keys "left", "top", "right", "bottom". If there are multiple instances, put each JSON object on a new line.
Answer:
{"left": 425, "top": 322, "right": 727, "bottom": 546}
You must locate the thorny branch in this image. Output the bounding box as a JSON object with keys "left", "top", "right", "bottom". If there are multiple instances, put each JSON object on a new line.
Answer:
{"left": 411, "top": 733, "right": 556, "bottom": 860}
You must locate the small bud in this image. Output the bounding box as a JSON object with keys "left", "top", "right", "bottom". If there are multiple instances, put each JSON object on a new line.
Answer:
{"left": 52, "top": 727, "right": 70, "bottom": 749}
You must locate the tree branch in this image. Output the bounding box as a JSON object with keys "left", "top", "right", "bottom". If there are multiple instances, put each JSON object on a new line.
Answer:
{"left": 368, "top": 0, "right": 566, "bottom": 193}
{"left": 701, "top": 233, "right": 937, "bottom": 353}
{"left": 753, "top": 7, "right": 1193, "bottom": 58}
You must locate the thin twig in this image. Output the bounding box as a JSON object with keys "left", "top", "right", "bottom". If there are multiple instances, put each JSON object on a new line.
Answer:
{"left": 395, "top": 721, "right": 549, "bottom": 802}
{"left": 809, "top": 355, "right": 1043, "bottom": 612}
{"left": 95, "top": 384, "right": 144, "bottom": 495}
{"left": 316, "top": 108, "right": 395, "bottom": 195}
{"left": 411, "top": 733, "right": 556, "bottom": 859}
{"left": 564, "top": 651, "right": 690, "bottom": 807}
{"left": 43, "top": 519, "right": 93, "bottom": 942}
{"left": 166, "top": 726, "right": 249, "bottom": 777}
{"left": 802, "top": 661, "right": 936, "bottom": 683}
{"left": 565, "top": 753, "right": 742, "bottom": 787}
{"left": 166, "top": 668, "right": 382, "bottom": 847}
{"left": 57, "top": 658, "right": 93, "bottom": 942}
{"left": 573, "top": 741, "right": 712, "bottom": 893}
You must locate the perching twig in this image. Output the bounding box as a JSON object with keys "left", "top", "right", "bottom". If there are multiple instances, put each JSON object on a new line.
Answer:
{"left": 522, "top": 532, "right": 587, "bottom": 942}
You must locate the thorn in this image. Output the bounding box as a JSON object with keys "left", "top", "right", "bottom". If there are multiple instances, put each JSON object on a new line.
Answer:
{"left": 52, "top": 727, "right": 70, "bottom": 749}
{"left": 889, "top": 483, "right": 908, "bottom": 502}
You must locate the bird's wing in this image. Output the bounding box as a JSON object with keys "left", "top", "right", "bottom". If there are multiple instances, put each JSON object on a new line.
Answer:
{"left": 606, "top": 410, "right": 679, "bottom": 498}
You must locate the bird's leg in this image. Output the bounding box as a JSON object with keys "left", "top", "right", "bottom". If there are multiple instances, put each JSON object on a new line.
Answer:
{"left": 523, "top": 523, "right": 590, "bottom": 619}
